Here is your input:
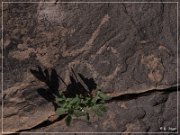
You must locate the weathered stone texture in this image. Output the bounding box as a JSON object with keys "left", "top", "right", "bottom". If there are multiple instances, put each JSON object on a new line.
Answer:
{"left": 29, "top": 89, "right": 178, "bottom": 133}
{"left": 1, "top": 1, "right": 179, "bottom": 133}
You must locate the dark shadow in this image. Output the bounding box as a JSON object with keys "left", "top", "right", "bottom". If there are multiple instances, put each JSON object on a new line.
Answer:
{"left": 30, "top": 67, "right": 60, "bottom": 97}
{"left": 63, "top": 73, "right": 97, "bottom": 98}
{"left": 30, "top": 66, "right": 60, "bottom": 110}
{"left": 78, "top": 73, "right": 97, "bottom": 92}
{"left": 30, "top": 66, "right": 97, "bottom": 108}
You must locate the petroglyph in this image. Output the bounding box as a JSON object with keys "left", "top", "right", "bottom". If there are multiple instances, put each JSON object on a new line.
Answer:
{"left": 3, "top": 3, "right": 178, "bottom": 132}
{"left": 62, "top": 14, "right": 110, "bottom": 57}
{"left": 141, "top": 54, "right": 164, "bottom": 82}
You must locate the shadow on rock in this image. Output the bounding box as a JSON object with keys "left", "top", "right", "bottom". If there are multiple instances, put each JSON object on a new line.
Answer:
{"left": 30, "top": 66, "right": 97, "bottom": 110}
{"left": 63, "top": 68, "right": 97, "bottom": 98}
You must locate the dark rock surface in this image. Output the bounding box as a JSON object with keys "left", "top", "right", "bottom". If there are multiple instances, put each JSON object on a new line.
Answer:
{"left": 3, "top": 2, "right": 178, "bottom": 92}
{"left": 1, "top": 0, "right": 179, "bottom": 133}
{"left": 3, "top": 82, "right": 54, "bottom": 132}
{"left": 26, "top": 88, "right": 178, "bottom": 133}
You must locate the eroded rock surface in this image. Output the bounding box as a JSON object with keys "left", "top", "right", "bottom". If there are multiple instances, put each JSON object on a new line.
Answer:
{"left": 22, "top": 89, "right": 178, "bottom": 133}
{"left": 2, "top": 1, "right": 179, "bottom": 133}
{"left": 3, "top": 82, "right": 54, "bottom": 132}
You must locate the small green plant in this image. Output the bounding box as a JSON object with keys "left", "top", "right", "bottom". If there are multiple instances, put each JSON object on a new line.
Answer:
{"left": 30, "top": 66, "right": 112, "bottom": 126}
{"left": 54, "top": 90, "right": 111, "bottom": 126}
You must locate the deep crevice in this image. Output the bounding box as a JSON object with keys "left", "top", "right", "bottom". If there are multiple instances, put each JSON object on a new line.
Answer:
{"left": 109, "top": 85, "right": 178, "bottom": 102}
{"left": 13, "top": 114, "right": 66, "bottom": 134}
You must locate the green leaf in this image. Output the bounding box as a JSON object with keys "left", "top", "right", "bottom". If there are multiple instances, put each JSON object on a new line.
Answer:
{"left": 56, "top": 98, "right": 64, "bottom": 102}
{"left": 65, "top": 115, "right": 72, "bottom": 126}
{"left": 99, "top": 105, "right": 107, "bottom": 112}
{"left": 98, "top": 91, "right": 112, "bottom": 101}
{"left": 81, "top": 97, "right": 91, "bottom": 105}
{"left": 55, "top": 95, "right": 66, "bottom": 105}
{"left": 66, "top": 98, "right": 73, "bottom": 102}
{"left": 56, "top": 108, "right": 67, "bottom": 116}
{"left": 68, "top": 108, "right": 74, "bottom": 115}
{"left": 70, "top": 95, "right": 80, "bottom": 105}
{"left": 62, "top": 101, "right": 68, "bottom": 108}
{"left": 92, "top": 95, "right": 101, "bottom": 104}
{"left": 55, "top": 97, "right": 65, "bottom": 104}
{"left": 94, "top": 109, "right": 104, "bottom": 116}
{"left": 73, "top": 110, "right": 86, "bottom": 117}
{"left": 92, "top": 104, "right": 107, "bottom": 116}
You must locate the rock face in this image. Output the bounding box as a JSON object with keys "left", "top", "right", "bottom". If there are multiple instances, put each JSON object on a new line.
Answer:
{"left": 3, "top": 82, "right": 54, "bottom": 132}
{"left": 26, "top": 89, "right": 179, "bottom": 133}
{"left": 1, "top": 0, "right": 179, "bottom": 133}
